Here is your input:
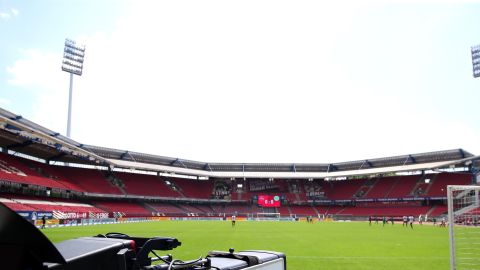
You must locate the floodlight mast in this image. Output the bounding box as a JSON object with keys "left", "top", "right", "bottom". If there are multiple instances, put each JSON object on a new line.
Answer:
{"left": 61, "top": 39, "right": 85, "bottom": 138}
{"left": 471, "top": 44, "right": 480, "bottom": 78}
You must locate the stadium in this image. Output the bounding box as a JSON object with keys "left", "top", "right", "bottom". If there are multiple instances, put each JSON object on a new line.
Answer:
{"left": 2, "top": 2, "right": 480, "bottom": 269}
{"left": 1, "top": 106, "right": 480, "bottom": 270}
{"left": 1, "top": 106, "right": 478, "bottom": 221}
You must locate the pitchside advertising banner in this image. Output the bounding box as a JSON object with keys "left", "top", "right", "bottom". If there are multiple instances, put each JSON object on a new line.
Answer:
{"left": 16, "top": 211, "right": 108, "bottom": 220}
{"left": 313, "top": 197, "right": 446, "bottom": 204}
{"left": 16, "top": 211, "right": 53, "bottom": 220}
{"left": 52, "top": 211, "right": 109, "bottom": 219}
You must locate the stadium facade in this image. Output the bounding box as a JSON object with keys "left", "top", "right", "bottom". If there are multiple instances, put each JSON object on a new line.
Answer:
{"left": 0, "top": 107, "right": 479, "bottom": 223}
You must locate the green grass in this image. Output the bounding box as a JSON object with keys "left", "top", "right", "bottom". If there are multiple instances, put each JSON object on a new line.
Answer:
{"left": 42, "top": 221, "right": 450, "bottom": 270}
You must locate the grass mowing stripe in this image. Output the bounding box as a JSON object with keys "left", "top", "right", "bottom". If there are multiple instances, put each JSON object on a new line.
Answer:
{"left": 42, "top": 221, "right": 452, "bottom": 270}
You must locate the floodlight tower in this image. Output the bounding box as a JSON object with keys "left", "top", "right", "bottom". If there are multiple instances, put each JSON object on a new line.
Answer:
{"left": 471, "top": 44, "right": 480, "bottom": 78}
{"left": 61, "top": 39, "right": 85, "bottom": 138}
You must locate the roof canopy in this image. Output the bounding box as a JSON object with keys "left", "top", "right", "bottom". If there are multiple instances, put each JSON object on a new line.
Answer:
{"left": 0, "top": 107, "right": 477, "bottom": 179}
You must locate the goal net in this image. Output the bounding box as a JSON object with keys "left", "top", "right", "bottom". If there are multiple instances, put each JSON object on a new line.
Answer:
{"left": 447, "top": 185, "right": 480, "bottom": 270}
{"left": 255, "top": 212, "right": 281, "bottom": 221}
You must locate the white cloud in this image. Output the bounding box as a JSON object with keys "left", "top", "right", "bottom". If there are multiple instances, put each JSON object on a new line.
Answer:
{"left": 0, "top": 12, "right": 10, "bottom": 20}
{"left": 6, "top": 49, "right": 69, "bottom": 133}
{"left": 7, "top": 49, "right": 65, "bottom": 89}
{"left": 6, "top": 1, "right": 480, "bottom": 162}
{"left": 0, "top": 8, "right": 19, "bottom": 20}
{"left": 0, "top": 98, "right": 12, "bottom": 107}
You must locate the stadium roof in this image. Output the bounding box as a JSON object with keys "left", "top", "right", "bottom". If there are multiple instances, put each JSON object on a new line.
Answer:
{"left": 0, "top": 107, "right": 478, "bottom": 179}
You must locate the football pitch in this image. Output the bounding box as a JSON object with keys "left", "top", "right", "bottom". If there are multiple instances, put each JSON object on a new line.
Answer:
{"left": 42, "top": 220, "right": 450, "bottom": 270}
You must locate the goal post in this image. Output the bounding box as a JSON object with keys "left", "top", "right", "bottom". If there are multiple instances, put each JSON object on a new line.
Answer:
{"left": 447, "top": 185, "right": 480, "bottom": 270}
{"left": 255, "top": 212, "right": 281, "bottom": 221}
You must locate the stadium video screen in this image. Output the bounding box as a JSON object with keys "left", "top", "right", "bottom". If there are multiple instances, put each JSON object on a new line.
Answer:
{"left": 257, "top": 195, "right": 281, "bottom": 207}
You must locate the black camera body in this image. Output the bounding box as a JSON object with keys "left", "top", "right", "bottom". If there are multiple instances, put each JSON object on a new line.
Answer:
{"left": 0, "top": 203, "right": 286, "bottom": 270}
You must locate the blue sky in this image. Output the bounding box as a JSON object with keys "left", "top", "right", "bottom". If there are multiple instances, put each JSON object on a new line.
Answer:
{"left": 1, "top": 1, "right": 480, "bottom": 163}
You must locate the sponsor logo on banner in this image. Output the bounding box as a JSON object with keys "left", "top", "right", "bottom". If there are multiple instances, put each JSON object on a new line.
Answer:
{"left": 35, "top": 219, "right": 59, "bottom": 226}
{"left": 89, "top": 212, "right": 109, "bottom": 219}
{"left": 51, "top": 211, "right": 110, "bottom": 220}
{"left": 16, "top": 211, "right": 53, "bottom": 220}
{"left": 53, "top": 211, "right": 88, "bottom": 219}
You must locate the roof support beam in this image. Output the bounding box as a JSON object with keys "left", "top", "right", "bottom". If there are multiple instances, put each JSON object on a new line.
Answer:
{"left": 172, "top": 158, "right": 188, "bottom": 169}
{"left": 403, "top": 155, "right": 416, "bottom": 166}
{"left": 47, "top": 152, "right": 67, "bottom": 163}
{"left": 6, "top": 140, "right": 35, "bottom": 149}
{"left": 359, "top": 160, "right": 372, "bottom": 170}
{"left": 293, "top": 164, "right": 297, "bottom": 173}
{"left": 327, "top": 164, "right": 337, "bottom": 172}
{"left": 203, "top": 163, "right": 213, "bottom": 172}
{"left": 120, "top": 151, "right": 137, "bottom": 162}
{"left": 120, "top": 151, "right": 129, "bottom": 160}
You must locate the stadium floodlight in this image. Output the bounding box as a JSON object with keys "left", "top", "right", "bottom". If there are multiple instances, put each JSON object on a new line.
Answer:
{"left": 61, "top": 38, "right": 85, "bottom": 138}
{"left": 471, "top": 44, "right": 480, "bottom": 78}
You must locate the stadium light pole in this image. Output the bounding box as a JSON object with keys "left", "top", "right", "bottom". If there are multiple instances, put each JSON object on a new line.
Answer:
{"left": 61, "top": 39, "right": 85, "bottom": 138}
{"left": 471, "top": 44, "right": 480, "bottom": 78}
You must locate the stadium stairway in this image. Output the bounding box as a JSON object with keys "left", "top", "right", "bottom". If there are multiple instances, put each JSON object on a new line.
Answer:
{"left": 145, "top": 202, "right": 186, "bottom": 215}
{"left": 354, "top": 178, "right": 375, "bottom": 198}
{"left": 410, "top": 175, "right": 428, "bottom": 196}
{"left": 384, "top": 177, "right": 400, "bottom": 198}
{"left": 420, "top": 174, "right": 438, "bottom": 196}
{"left": 210, "top": 204, "right": 225, "bottom": 214}
{"left": 428, "top": 205, "right": 448, "bottom": 217}
{"left": 175, "top": 204, "right": 200, "bottom": 215}
{"left": 371, "top": 177, "right": 399, "bottom": 199}
{"left": 175, "top": 189, "right": 187, "bottom": 198}
{"left": 92, "top": 203, "right": 110, "bottom": 213}
{"left": 426, "top": 205, "right": 438, "bottom": 217}
{"left": 192, "top": 204, "right": 215, "bottom": 215}
{"left": 106, "top": 173, "right": 128, "bottom": 195}
{"left": 422, "top": 174, "right": 439, "bottom": 195}
{"left": 141, "top": 202, "right": 157, "bottom": 213}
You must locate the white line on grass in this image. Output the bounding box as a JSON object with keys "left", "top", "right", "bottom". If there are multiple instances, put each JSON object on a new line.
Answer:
{"left": 289, "top": 256, "right": 447, "bottom": 260}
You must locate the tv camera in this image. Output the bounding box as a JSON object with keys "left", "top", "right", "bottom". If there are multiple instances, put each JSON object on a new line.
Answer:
{"left": 0, "top": 203, "right": 286, "bottom": 270}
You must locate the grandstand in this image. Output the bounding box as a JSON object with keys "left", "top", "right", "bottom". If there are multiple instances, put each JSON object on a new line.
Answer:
{"left": 0, "top": 107, "right": 479, "bottom": 221}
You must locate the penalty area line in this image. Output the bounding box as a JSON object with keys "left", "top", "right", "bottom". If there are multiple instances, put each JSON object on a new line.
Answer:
{"left": 289, "top": 256, "right": 447, "bottom": 260}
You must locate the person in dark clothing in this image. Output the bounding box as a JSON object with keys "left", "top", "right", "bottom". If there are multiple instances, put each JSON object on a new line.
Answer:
{"left": 41, "top": 216, "right": 46, "bottom": 229}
